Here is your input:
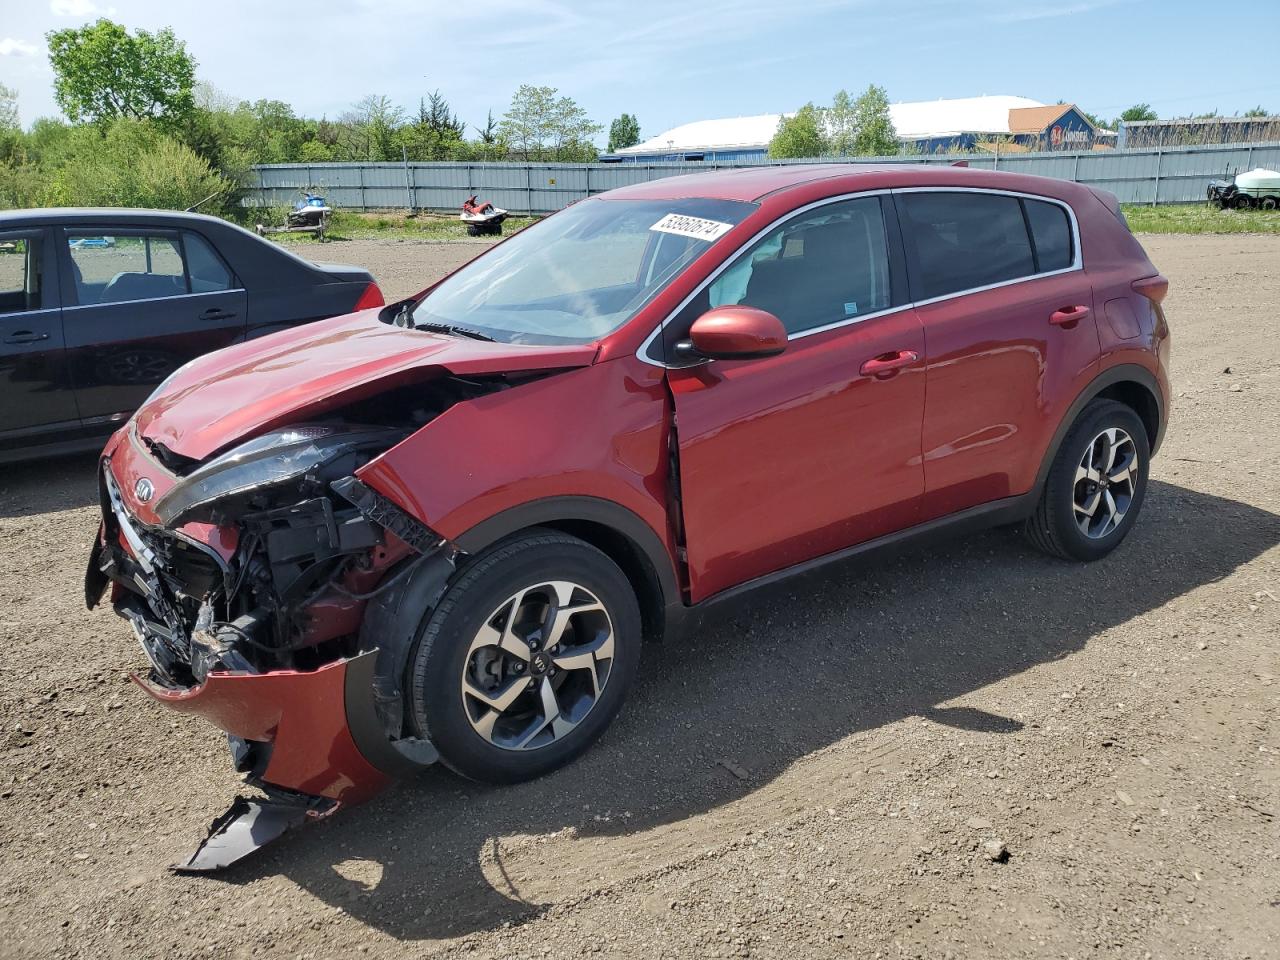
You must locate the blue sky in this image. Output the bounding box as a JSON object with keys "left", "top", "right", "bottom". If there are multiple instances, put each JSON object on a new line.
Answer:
{"left": 2, "top": 0, "right": 1277, "bottom": 140}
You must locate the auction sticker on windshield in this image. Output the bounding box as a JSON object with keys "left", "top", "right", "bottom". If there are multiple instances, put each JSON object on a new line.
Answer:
{"left": 650, "top": 213, "right": 734, "bottom": 242}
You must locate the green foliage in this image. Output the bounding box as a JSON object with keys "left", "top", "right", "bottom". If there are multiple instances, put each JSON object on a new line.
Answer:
{"left": 1243, "top": 105, "right": 1270, "bottom": 118}
{"left": 50, "top": 120, "right": 233, "bottom": 212}
{"left": 0, "top": 118, "right": 235, "bottom": 214}
{"left": 1120, "top": 103, "right": 1157, "bottom": 123}
{"left": 826, "top": 90, "right": 857, "bottom": 156}
{"left": 46, "top": 19, "right": 195, "bottom": 128}
{"left": 498, "top": 85, "right": 602, "bottom": 161}
{"left": 607, "top": 113, "right": 640, "bottom": 152}
{"left": 849, "top": 84, "right": 897, "bottom": 156}
{"left": 0, "top": 83, "right": 18, "bottom": 131}
{"left": 769, "top": 103, "right": 829, "bottom": 159}
{"left": 777, "top": 85, "right": 898, "bottom": 159}
{"left": 1121, "top": 203, "right": 1280, "bottom": 235}
{"left": 400, "top": 90, "right": 467, "bottom": 161}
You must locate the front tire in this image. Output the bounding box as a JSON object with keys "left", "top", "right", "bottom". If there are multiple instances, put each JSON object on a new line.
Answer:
{"left": 406, "top": 530, "right": 641, "bottom": 783}
{"left": 1023, "top": 399, "right": 1150, "bottom": 561}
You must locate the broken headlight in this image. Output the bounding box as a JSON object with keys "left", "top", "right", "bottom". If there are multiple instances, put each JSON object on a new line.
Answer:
{"left": 152, "top": 425, "right": 404, "bottom": 526}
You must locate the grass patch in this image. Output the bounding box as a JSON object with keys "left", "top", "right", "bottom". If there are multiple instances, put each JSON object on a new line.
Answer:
{"left": 265, "top": 210, "right": 539, "bottom": 244}
{"left": 1122, "top": 204, "right": 1280, "bottom": 235}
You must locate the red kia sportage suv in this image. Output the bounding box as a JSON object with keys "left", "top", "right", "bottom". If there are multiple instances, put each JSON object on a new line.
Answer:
{"left": 85, "top": 165, "right": 1170, "bottom": 869}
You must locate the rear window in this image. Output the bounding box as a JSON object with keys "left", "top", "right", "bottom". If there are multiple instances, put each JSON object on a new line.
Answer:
{"left": 900, "top": 192, "right": 1035, "bottom": 300}
{"left": 1024, "top": 198, "right": 1074, "bottom": 272}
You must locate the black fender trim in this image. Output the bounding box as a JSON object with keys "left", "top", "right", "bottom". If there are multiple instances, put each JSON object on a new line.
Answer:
{"left": 1033, "top": 364, "right": 1165, "bottom": 492}
{"left": 356, "top": 547, "right": 457, "bottom": 748}
{"left": 343, "top": 648, "right": 439, "bottom": 776}
{"left": 454, "top": 495, "right": 681, "bottom": 616}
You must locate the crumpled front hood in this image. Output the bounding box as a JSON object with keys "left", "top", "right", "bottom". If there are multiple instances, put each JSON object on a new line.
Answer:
{"left": 135, "top": 309, "right": 598, "bottom": 461}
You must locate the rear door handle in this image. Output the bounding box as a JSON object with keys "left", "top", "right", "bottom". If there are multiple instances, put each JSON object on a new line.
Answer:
{"left": 200, "top": 308, "right": 238, "bottom": 321}
{"left": 860, "top": 350, "right": 919, "bottom": 377}
{"left": 1050, "top": 305, "right": 1091, "bottom": 326}
{"left": 3, "top": 330, "right": 50, "bottom": 344}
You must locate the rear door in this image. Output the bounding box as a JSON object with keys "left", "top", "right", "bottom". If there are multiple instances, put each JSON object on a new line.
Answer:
{"left": 662, "top": 195, "right": 926, "bottom": 601}
{"left": 894, "top": 189, "right": 1100, "bottom": 520}
{"left": 0, "top": 227, "right": 80, "bottom": 454}
{"left": 58, "top": 227, "right": 248, "bottom": 427}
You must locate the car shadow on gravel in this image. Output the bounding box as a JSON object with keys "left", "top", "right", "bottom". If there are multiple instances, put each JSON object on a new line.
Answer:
{"left": 184, "top": 481, "right": 1280, "bottom": 939}
{"left": 0, "top": 453, "right": 99, "bottom": 518}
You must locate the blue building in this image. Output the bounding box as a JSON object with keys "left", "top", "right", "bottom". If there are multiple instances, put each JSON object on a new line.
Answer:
{"left": 601, "top": 96, "right": 1112, "bottom": 162}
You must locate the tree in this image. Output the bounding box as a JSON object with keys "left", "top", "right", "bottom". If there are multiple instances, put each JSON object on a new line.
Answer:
{"left": 46, "top": 19, "right": 195, "bottom": 127}
{"left": 850, "top": 84, "right": 897, "bottom": 156}
{"left": 337, "top": 94, "right": 405, "bottom": 161}
{"left": 1120, "top": 103, "right": 1157, "bottom": 123}
{"left": 0, "top": 83, "right": 19, "bottom": 131}
{"left": 826, "top": 90, "right": 857, "bottom": 156}
{"left": 768, "top": 103, "right": 828, "bottom": 159}
{"left": 404, "top": 90, "right": 466, "bottom": 160}
{"left": 498, "top": 85, "right": 602, "bottom": 161}
{"left": 1244, "top": 105, "right": 1270, "bottom": 118}
{"left": 607, "top": 113, "right": 640, "bottom": 152}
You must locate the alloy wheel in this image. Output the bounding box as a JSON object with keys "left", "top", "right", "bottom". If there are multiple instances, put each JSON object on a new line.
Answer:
{"left": 1073, "top": 427, "right": 1138, "bottom": 540}
{"left": 461, "top": 580, "right": 615, "bottom": 751}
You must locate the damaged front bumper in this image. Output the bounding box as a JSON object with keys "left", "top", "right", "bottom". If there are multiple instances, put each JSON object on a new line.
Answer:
{"left": 136, "top": 650, "right": 435, "bottom": 871}
{"left": 87, "top": 427, "right": 455, "bottom": 872}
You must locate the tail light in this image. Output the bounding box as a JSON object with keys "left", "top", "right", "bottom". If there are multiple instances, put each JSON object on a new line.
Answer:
{"left": 1132, "top": 275, "right": 1168, "bottom": 304}
{"left": 353, "top": 282, "right": 385, "bottom": 311}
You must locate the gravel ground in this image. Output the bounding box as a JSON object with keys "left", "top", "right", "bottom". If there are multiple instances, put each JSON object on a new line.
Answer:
{"left": 1, "top": 234, "right": 1278, "bottom": 960}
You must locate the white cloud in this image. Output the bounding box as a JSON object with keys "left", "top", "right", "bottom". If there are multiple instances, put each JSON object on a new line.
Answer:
{"left": 50, "top": 0, "right": 117, "bottom": 16}
{"left": 0, "top": 37, "right": 39, "bottom": 56}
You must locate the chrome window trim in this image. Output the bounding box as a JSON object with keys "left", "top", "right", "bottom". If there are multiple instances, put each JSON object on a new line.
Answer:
{"left": 61, "top": 287, "right": 245, "bottom": 312}
{"left": 635, "top": 185, "right": 1082, "bottom": 369}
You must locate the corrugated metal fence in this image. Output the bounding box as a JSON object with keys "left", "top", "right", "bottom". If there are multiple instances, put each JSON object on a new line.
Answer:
{"left": 244, "top": 141, "right": 1280, "bottom": 216}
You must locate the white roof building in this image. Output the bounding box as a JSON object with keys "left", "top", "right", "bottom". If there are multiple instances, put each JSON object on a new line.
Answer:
{"left": 615, "top": 96, "right": 1049, "bottom": 156}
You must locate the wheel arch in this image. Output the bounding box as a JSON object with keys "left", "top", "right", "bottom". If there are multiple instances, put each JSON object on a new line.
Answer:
{"left": 1034, "top": 363, "right": 1164, "bottom": 492}
{"left": 454, "top": 496, "right": 681, "bottom": 644}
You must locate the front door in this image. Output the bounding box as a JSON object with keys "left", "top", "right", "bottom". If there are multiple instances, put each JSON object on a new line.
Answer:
{"left": 0, "top": 227, "right": 80, "bottom": 455}
{"left": 58, "top": 227, "right": 247, "bottom": 428}
{"left": 663, "top": 195, "right": 926, "bottom": 601}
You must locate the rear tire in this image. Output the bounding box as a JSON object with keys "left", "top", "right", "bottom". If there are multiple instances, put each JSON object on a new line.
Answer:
{"left": 1023, "top": 399, "right": 1150, "bottom": 561}
{"left": 406, "top": 530, "right": 641, "bottom": 784}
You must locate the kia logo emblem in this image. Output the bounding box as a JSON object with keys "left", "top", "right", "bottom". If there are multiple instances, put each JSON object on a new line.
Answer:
{"left": 134, "top": 478, "right": 155, "bottom": 503}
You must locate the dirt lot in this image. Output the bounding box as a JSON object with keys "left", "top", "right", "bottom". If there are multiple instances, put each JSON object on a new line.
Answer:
{"left": 1, "top": 234, "right": 1278, "bottom": 960}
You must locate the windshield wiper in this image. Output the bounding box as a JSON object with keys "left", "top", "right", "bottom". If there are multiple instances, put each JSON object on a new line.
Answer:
{"left": 412, "top": 319, "right": 495, "bottom": 342}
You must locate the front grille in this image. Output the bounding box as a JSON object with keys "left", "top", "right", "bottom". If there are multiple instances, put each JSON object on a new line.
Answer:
{"left": 142, "top": 528, "right": 223, "bottom": 600}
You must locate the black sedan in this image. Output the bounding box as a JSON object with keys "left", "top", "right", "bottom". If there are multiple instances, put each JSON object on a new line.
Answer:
{"left": 0, "top": 208, "right": 383, "bottom": 462}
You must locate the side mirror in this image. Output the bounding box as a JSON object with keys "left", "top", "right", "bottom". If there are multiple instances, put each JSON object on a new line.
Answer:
{"left": 674, "top": 306, "right": 788, "bottom": 362}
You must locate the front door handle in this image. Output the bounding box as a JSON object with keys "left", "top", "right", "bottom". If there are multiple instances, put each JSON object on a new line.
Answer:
{"left": 3, "top": 330, "right": 50, "bottom": 344}
{"left": 1050, "top": 305, "right": 1091, "bottom": 326}
{"left": 200, "top": 308, "right": 238, "bottom": 321}
{"left": 860, "top": 350, "right": 919, "bottom": 377}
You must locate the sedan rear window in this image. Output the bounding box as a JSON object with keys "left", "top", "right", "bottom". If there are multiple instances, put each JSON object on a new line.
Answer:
{"left": 411, "top": 197, "right": 756, "bottom": 345}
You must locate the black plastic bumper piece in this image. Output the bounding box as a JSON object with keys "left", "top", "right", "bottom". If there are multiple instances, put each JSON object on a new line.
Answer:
{"left": 172, "top": 793, "right": 334, "bottom": 873}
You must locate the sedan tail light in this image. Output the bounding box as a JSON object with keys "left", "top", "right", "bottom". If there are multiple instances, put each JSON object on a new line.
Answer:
{"left": 1131, "top": 275, "right": 1169, "bottom": 304}
{"left": 353, "top": 282, "right": 385, "bottom": 311}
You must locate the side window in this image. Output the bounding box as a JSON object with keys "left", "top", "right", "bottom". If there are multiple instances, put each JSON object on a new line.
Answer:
{"left": 706, "top": 196, "right": 891, "bottom": 335}
{"left": 900, "top": 192, "right": 1035, "bottom": 300}
{"left": 0, "top": 235, "right": 42, "bottom": 314}
{"left": 67, "top": 233, "right": 188, "bottom": 305}
{"left": 183, "top": 231, "right": 234, "bottom": 293}
{"left": 1024, "top": 198, "right": 1074, "bottom": 272}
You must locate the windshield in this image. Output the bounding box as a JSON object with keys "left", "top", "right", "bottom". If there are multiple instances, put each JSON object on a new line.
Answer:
{"left": 410, "top": 197, "right": 756, "bottom": 345}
